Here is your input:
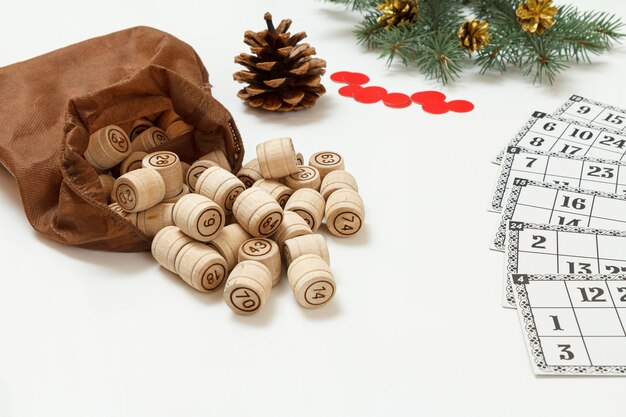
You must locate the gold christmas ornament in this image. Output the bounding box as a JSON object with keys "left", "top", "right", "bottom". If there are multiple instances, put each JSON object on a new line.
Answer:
{"left": 233, "top": 12, "right": 327, "bottom": 112}
{"left": 376, "top": 0, "right": 419, "bottom": 29}
{"left": 516, "top": 0, "right": 558, "bottom": 35}
{"left": 458, "top": 20, "right": 492, "bottom": 55}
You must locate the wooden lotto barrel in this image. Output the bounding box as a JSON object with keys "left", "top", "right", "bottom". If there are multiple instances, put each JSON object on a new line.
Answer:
{"left": 132, "top": 127, "right": 170, "bottom": 152}
{"left": 136, "top": 203, "right": 175, "bottom": 238}
{"left": 175, "top": 242, "right": 228, "bottom": 292}
{"left": 237, "top": 159, "right": 264, "bottom": 188}
{"left": 172, "top": 194, "right": 225, "bottom": 242}
{"left": 272, "top": 210, "right": 312, "bottom": 249}
{"left": 142, "top": 151, "right": 183, "bottom": 199}
{"left": 324, "top": 189, "right": 365, "bottom": 237}
{"left": 196, "top": 166, "right": 246, "bottom": 214}
{"left": 208, "top": 223, "right": 252, "bottom": 272}
{"left": 84, "top": 125, "right": 132, "bottom": 170}
{"left": 308, "top": 151, "right": 345, "bottom": 180}
{"left": 238, "top": 238, "right": 282, "bottom": 287}
{"left": 233, "top": 188, "right": 284, "bottom": 238}
{"left": 151, "top": 226, "right": 195, "bottom": 273}
{"left": 113, "top": 168, "right": 165, "bottom": 212}
{"left": 256, "top": 137, "right": 299, "bottom": 179}
{"left": 320, "top": 170, "right": 358, "bottom": 200}
{"left": 284, "top": 188, "right": 325, "bottom": 232}
{"left": 287, "top": 254, "right": 335, "bottom": 309}
{"left": 223, "top": 261, "right": 273, "bottom": 315}
{"left": 283, "top": 234, "right": 330, "bottom": 266}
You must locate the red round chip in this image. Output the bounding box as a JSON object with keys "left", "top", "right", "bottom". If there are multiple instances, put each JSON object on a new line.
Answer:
{"left": 421, "top": 101, "right": 450, "bottom": 114}
{"left": 383, "top": 92, "right": 412, "bottom": 109}
{"left": 330, "top": 71, "right": 354, "bottom": 83}
{"left": 338, "top": 84, "right": 364, "bottom": 97}
{"left": 354, "top": 86, "right": 387, "bottom": 104}
{"left": 342, "top": 72, "right": 370, "bottom": 85}
{"left": 411, "top": 91, "right": 447, "bottom": 104}
{"left": 448, "top": 100, "right": 475, "bottom": 113}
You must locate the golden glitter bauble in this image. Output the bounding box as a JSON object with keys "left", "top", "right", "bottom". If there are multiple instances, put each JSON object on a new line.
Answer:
{"left": 516, "top": 0, "right": 558, "bottom": 35}
{"left": 458, "top": 20, "right": 492, "bottom": 55}
{"left": 376, "top": 0, "right": 419, "bottom": 29}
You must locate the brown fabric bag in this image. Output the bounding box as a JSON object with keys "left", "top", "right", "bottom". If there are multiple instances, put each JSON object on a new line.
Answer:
{"left": 0, "top": 26, "right": 244, "bottom": 252}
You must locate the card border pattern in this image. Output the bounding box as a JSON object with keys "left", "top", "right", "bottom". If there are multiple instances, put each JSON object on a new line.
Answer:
{"left": 494, "top": 179, "right": 626, "bottom": 251}
{"left": 505, "top": 222, "right": 626, "bottom": 306}
{"left": 494, "top": 111, "right": 625, "bottom": 163}
{"left": 491, "top": 146, "right": 626, "bottom": 212}
{"left": 553, "top": 95, "right": 626, "bottom": 130}
{"left": 513, "top": 273, "right": 626, "bottom": 375}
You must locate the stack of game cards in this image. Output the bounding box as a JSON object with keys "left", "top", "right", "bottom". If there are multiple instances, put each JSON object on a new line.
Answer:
{"left": 490, "top": 95, "right": 626, "bottom": 375}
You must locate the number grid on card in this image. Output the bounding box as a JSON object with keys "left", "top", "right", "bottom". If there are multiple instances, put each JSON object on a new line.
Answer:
{"left": 494, "top": 179, "right": 626, "bottom": 251}
{"left": 504, "top": 222, "right": 626, "bottom": 307}
{"left": 554, "top": 95, "right": 626, "bottom": 132}
{"left": 491, "top": 146, "right": 626, "bottom": 212}
{"left": 495, "top": 111, "right": 626, "bottom": 163}
{"left": 512, "top": 273, "right": 626, "bottom": 375}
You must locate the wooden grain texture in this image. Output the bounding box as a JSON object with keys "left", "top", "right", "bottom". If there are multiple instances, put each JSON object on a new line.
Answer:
{"left": 272, "top": 210, "right": 312, "bottom": 249}
{"left": 128, "top": 118, "right": 153, "bottom": 141}
{"left": 151, "top": 225, "right": 195, "bottom": 273}
{"left": 180, "top": 162, "right": 190, "bottom": 179}
{"left": 165, "top": 120, "right": 193, "bottom": 140}
{"left": 185, "top": 159, "right": 216, "bottom": 192}
{"left": 120, "top": 151, "right": 148, "bottom": 175}
{"left": 253, "top": 179, "right": 293, "bottom": 208}
{"left": 109, "top": 202, "right": 138, "bottom": 225}
{"left": 132, "top": 127, "right": 170, "bottom": 153}
{"left": 142, "top": 151, "right": 183, "bottom": 199}
{"left": 256, "top": 137, "right": 299, "bottom": 179}
{"left": 113, "top": 168, "right": 165, "bottom": 212}
{"left": 283, "top": 234, "right": 330, "bottom": 266}
{"left": 196, "top": 166, "right": 246, "bottom": 214}
{"left": 238, "top": 238, "right": 282, "bottom": 287}
{"left": 284, "top": 188, "right": 325, "bottom": 232}
{"left": 308, "top": 151, "right": 345, "bottom": 180}
{"left": 233, "top": 188, "right": 284, "bottom": 238}
{"left": 98, "top": 174, "right": 115, "bottom": 203}
{"left": 208, "top": 223, "right": 252, "bottom": 272}
{"left": 136, "top": 203, "right": 175, "bottom": 238}
{"left": 320, "top": 170, "right": 358, "bottom": 200}
{"left": 223, "top": 260, "right": 272, "bottom": 315}
{"left": 287, "top": 254, "right": 335, "bottom": 308}
{"left": 282, "top": 165, "right": 321, "bottom": 191}
{"left": 175, "top": 242, "right": 228, "bottom": 292}
{"left": 199, "top": 149, "right": 231, "bottom": 171}
{"left": 325, "top": 189, "right": 365, "bottom": 237}
{"left": 156, "top": 108, "right": 181, "bottom": 130}
{"left": 162, "top": 184, "right": 190, "bottom": 204}
{"left": 84, "top": 125, "right": 132, "bottom": 170}
{"left": 236, "top": 159, "right": 263, "bottom": 188}
{"left": 173, "top": 194, "right": 225, "bottom": 242}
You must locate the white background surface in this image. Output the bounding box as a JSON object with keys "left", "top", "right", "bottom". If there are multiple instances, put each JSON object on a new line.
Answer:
{"left": 1, "top": 1, "right": 626, "bottom": 416}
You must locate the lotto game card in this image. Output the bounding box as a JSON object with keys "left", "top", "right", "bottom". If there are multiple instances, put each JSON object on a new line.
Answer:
{"left": 512, "top": 273, "right": 626, "bottom": 375}
{"left": 493, "top": 179, "right": 626, "bottom": 251}
{"left": 490, "top": 146, "right": 626, "bottom": 212}
{"left": 495, "top": 111, "right": 626, "bottom": 163}
{"left": 554, "top": 95, "right": 626, "bottom": 132}
{"left": 503, "top": 222, "right": 626, "bottom": 307}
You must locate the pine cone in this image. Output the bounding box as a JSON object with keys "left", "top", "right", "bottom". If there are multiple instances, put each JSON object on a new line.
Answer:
{"left": 233, "top": 12, "right": 327, "bottom": 112}
{"left": 458, "top": 19, "right": 492, "bottom": 55}
{"left": 516, "top": 0, "right": 558, "bottom": 35}
{"left": 376, "top": 0, "right": 419, "bottom": 29}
